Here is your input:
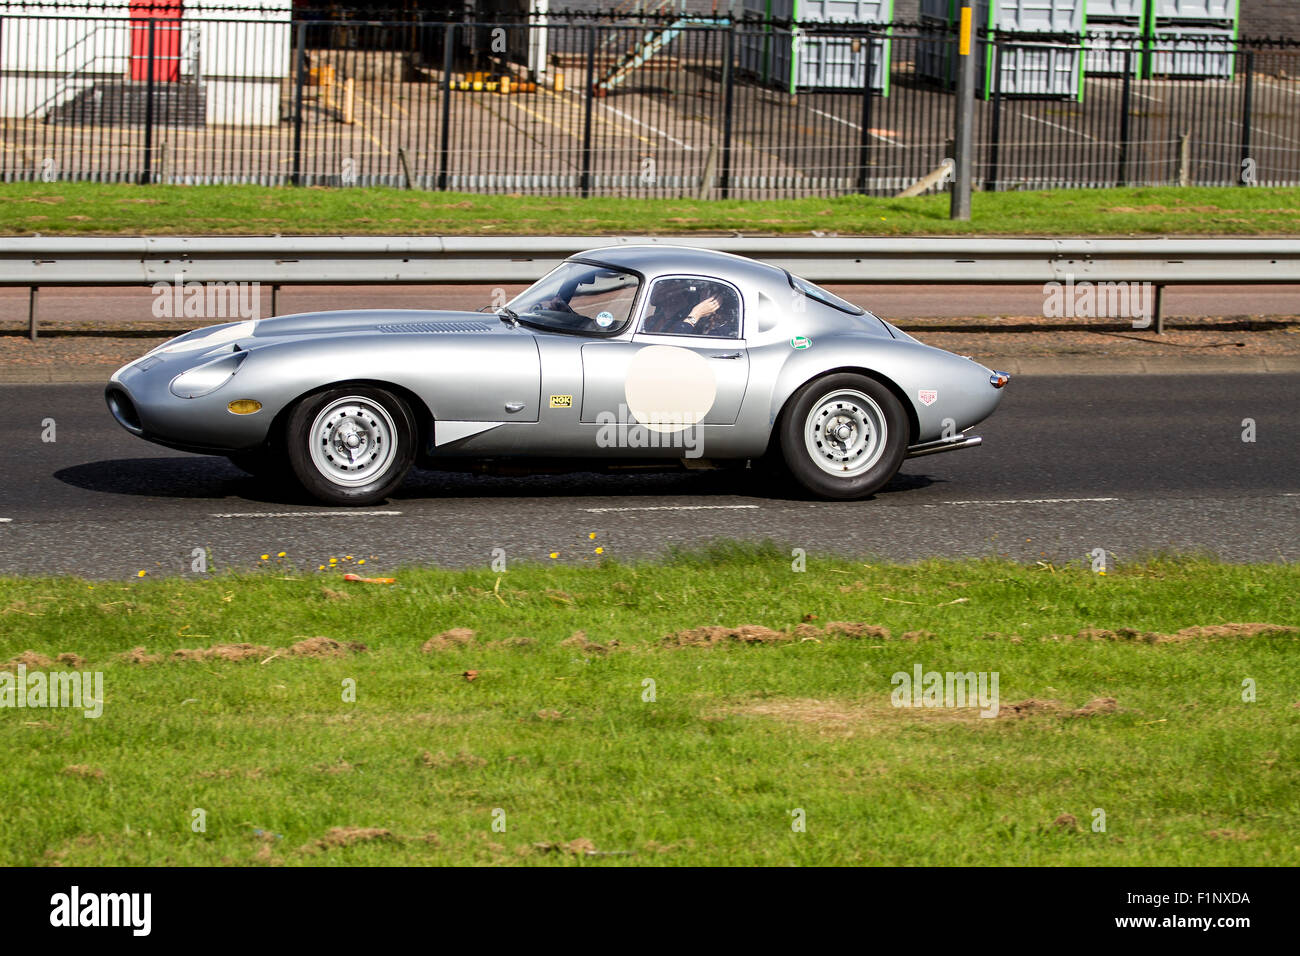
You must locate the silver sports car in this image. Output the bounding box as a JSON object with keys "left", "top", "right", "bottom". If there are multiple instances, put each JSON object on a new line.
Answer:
{"left": 106, "top": 245, "right": 1009, "bottom": 505}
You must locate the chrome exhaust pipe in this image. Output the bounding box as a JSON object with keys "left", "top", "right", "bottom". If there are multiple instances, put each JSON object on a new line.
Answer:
{"left": 906, "top": 435, "right": 983, "bottom": 459}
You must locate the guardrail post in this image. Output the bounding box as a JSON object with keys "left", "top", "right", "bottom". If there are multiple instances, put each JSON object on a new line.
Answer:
{"left": 580, "top": 27, "right": 596, "bottom": 198}
{"left": 1117, "top": 50, "right": 1132, "bottom": 187}
{"left": 856, "top": 30, "right": 875, "bottom": 195}
{"left": 291, "top": 21, "right": 307, "bottom": 186}
{"left": 1153, "top": 284, "right": 1164, "bottom": 335}
{"left": 28, "top": 287, "right": 39, "bottom": 341}
{"left": 271, "top": 284, "right": 281, "bottom": 317}
{"left": 438, "top": 24, "right": 454, "bottom": 191}
{"left": 141, "top": 19, "right": 156, "bottom": 185}
{"left": 1239, "top": 51, "right": 1254, "bottom": 186}
{"left": 720, "top": 28, "right": 735, "bottom": 200}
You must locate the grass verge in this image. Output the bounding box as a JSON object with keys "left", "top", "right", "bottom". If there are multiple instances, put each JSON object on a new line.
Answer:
{"left": 2, "top": 544, "right": 1297, "bottom": 866}
{"left": 4, "top": 182, "right": 1299, "bottom": 237}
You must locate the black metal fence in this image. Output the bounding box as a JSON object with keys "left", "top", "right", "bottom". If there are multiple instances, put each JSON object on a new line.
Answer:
{"left": 3, "top": 9, "right": 1299, "bottom": 197}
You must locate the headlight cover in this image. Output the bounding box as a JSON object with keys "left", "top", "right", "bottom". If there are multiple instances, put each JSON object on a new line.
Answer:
{"left": 152, "top": 319, "right": 258, "bottom": 356}
{"left": 169, "top": 351, "right": 248, "bottom": 398}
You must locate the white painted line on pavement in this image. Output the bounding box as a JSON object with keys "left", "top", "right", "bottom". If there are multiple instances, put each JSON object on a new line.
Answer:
{"left": 807, "top": 107, "right": 899, "bottom": 143}
{"left": 599, "top": 103, "right": 694, "bottom": 150}
{"left": 942, "top": 497, "right": 1119, "bottom": 505}
{"left": 583, "top": 504, "right": 760, "bottom": 514}
{"left": 0, "top": 518, "right": 11, "bottom": 523}
{"left": 210, "top": 511, "right": 403, "bottom": 518}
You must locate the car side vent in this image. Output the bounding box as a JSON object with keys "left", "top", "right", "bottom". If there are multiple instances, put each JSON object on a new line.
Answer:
{"left": 376, "top": 321, "right": 494, "bottom": 334}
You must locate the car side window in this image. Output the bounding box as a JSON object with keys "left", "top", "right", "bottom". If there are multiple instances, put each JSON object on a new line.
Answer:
{"left": 639, "top": 277, "right": 742, "bottom": 339}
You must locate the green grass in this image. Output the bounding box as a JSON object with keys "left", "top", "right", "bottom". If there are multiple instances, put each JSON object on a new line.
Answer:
{"left": 4, "top": 182, "right": 1300, "bottom": 237}
{"left": 2, "top": 545, "right": 1297, "bottom": 866}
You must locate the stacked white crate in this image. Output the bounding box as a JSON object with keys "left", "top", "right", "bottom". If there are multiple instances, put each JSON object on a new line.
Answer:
{"left": 738, "top": 0, "right": 894, "bottom": 93}
{"left": 1085, "top": 0, "right": 1145, "bottom": 76}
{"left": 1147, "top": 0, "right": 1239, "bottom": 79}
{"left": 917, "top": 0, "right": 1086, "bottom": 98}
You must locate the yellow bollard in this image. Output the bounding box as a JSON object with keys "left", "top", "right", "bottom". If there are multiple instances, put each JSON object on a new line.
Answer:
{"left": 500, "top": 76, "right": 511, "bottom": 94}
{"left": 554, "top": 72, "right": 564, "bottom": 93}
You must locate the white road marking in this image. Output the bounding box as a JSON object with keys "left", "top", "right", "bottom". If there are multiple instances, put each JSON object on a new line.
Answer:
{"left": 1017, "top": 111, "right": 1096, "bottom": 141}
{"left": 598, "top": 103, "right": 694, "bottom": 150}
{"left": 941, "top": 497, "right": 1119, "bottom": 505}
{"left": 0, "top": 518, "right": 11, "bottom": 523}
{"left": 807, "top": 107, "right": 899, "bottom": 143}
{"left": 582, "top": 504, "right": 760, "bottom": 514}
{"left": 210, "top": 511, "right": 403, "bottom": 518}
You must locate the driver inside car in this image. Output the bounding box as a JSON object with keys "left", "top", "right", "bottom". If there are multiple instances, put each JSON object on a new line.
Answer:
{"left": 645, "top": 280, "right": 739, "bottom": 338}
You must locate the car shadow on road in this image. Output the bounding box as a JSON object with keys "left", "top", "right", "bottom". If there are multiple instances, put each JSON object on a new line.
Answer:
{"left": 54, "top": 457, "right": 306, "bottom": 504}
{"left": 53, "top": 457, "right": 941, "bottom": 504}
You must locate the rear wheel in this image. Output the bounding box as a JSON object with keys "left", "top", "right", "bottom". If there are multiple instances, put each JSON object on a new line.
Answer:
{"left": 778, "top": 373, "right": 908, "bottom": 500}
{"left": 286, "top": 386, "right": 416, "bottom": 506}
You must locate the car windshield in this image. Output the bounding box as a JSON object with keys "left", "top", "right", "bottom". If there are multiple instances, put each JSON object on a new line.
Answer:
{"left": 506, "top": 261, "right": 641, "bottom": 335}
{"left": 786, "top": 271, "right": 865, "bottom": 315}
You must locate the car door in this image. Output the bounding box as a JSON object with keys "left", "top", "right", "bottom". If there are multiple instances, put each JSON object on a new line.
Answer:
{"left": 579, "top": 275, "right": 750, "bottom": 428}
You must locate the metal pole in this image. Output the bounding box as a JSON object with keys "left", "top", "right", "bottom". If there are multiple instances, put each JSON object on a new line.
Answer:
{"left": 28, "top": 287, "right": 38, "bottom": 341}
{"left": 142, "top": 19, "right": 156, "bottom": 185}
{"left": 1117, "top": 50, "right": 1132, "bottom": 187}
{"left": 580, "top": 27, "right": 596, "bottom": 199}
{"left": 720, "top": 27, "right": 735, "bottom": 200}
{"left": 856, "top": 32, "right": 876, "bottom": 194}
{"left": 291, "top": 21, "right": 307, "bottom": 186}
{"left": 438, "top": 23, "right": 454, "bottom": 191}
{"left": 950, "top": 5, "right": 974, "bottom": 221}
{"left": 1240, "top": 50, "right": 1254, "bottom": 186}
{"left": 987, "top": 38, "right": 1002, "bottom": 191}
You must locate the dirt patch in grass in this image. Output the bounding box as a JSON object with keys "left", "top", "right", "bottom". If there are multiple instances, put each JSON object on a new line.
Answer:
{"left": 528, "top": 837, "right": 601, "bottom": 856}
{"left": 422, "top": 628, "right": 476, "bottom": 652}
{"left": 419, "top": 750, "right": 487, "bottom": 769}
{"left": 312, "top": 826, "right": 394, "bottom": 849}
{"left": 124, "top": 637, "right": 367, "bottom": 664}
{"left": 172, "top": 642, "right": 271, "bottom": 662}
{"left": 287, "top": 636, "right": 368, "bottom": 657}
{"left": 1205, "top": 829, "right": 1253, "bottom": 841}
{"left": 2, "top": 650, "right": 85, "bottom": 671}
{"left": 664, "top": 625, "right": 789, "bottom": 647}
{"left": 560, "top": 630, "right": 618, "bottom": 655}
{"left": 61, "top": 764, "right": 105, "bottom": 779}
{"left": 725, "top": 694, "right": 1122, "bottom": 733}
{"left": 1059, "top": 623, "right": 1298, "bottom": 644}
{"left": 663, "top": 621, "right": 892, "bottom": 647}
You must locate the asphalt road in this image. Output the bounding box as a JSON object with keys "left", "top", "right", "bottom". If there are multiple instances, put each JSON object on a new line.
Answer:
{"left": 0, "top": 374, "right": 1297, "bottom": 578}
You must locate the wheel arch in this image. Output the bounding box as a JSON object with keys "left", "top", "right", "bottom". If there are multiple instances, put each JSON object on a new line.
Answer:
{"left": 769, "top": 365, "right": 919, "bottom": 454}
{"left": 267, "top": 379, "right": 435, "bottom": 454}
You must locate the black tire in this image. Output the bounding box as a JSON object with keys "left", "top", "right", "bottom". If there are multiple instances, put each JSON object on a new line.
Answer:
{"left": 778, "top": 373, "right": 909, "bottom": 500}
{"left": 285, "top": 386, "right": 417, "bottom": 506}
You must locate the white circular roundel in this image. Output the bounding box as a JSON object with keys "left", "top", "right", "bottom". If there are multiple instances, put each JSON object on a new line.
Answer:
{"left": 624, "top": 345, "right": 717, "bottom": 433}
{"left": 595, "top": 310, "right": 615, "bottom": 328}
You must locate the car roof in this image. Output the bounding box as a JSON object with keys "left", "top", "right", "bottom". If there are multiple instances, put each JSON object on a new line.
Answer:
{"left": 572, "top": 244, "right": 789, "bottom": 288}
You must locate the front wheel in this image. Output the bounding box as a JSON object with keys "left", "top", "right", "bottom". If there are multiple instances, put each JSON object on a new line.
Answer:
{"left": 778, "top": 373, "right": 909, "bottom": 500}
{"left": 286, "top": 386, "right": 417, "bottom": 506}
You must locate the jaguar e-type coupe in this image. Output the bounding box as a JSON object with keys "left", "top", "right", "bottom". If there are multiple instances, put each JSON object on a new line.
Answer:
{"left": 106, "top": 245, "right": 1009, "bottom": 505}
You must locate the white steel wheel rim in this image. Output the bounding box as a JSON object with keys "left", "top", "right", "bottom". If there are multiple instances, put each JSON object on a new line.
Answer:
{"left": 803, "top": 388, "right": 888, "bottom": 478}
{"left": 308, "top": 396, "right": 398, "bottom": 487}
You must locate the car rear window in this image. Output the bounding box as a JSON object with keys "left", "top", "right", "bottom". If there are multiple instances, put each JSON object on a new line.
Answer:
{"left": 785, "top": 272, "right": 865, "bottom": 315}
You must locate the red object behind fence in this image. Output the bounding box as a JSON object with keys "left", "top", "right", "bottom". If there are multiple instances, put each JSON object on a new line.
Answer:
{"left": 129, "top": 2, "right": 184, "bottom": 82}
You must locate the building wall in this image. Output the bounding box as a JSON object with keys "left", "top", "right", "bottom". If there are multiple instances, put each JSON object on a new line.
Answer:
{"left": 1239, "top": 0, "right": 1299, "bottom": 40}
